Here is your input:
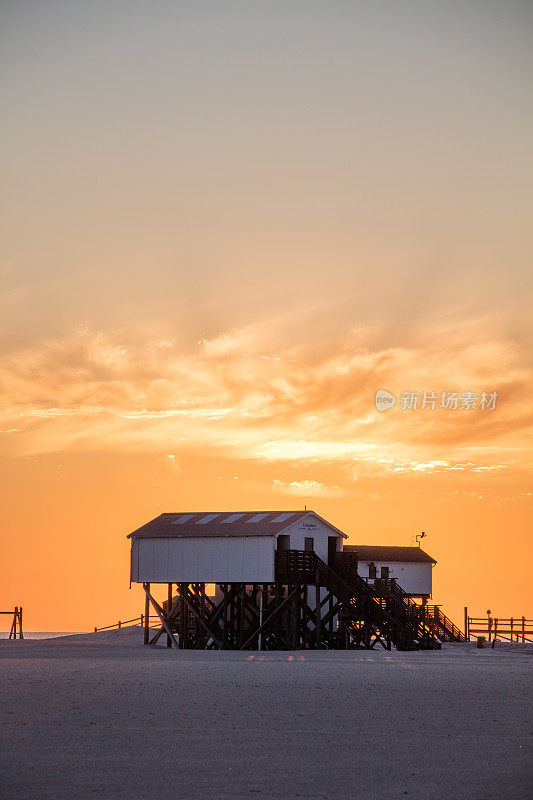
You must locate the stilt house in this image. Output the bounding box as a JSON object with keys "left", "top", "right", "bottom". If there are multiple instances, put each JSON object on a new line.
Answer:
{"left": 128, "top": 510, "right": 465, "bottom": 651}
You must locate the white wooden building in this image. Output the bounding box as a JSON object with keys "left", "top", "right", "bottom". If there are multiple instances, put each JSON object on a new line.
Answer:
{"left": 343, "top": 545, "right": 436, "bottom": 598}
{"left": 129, "top": 510, "right": 346, "bottom": 585}
{"left": 126, "top": 511, "right": 448, "bottom": 651}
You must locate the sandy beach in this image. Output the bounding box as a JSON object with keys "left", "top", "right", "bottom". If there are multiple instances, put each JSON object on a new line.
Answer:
{"left": 0, "top": 628, "right": 531, "bottom": 800}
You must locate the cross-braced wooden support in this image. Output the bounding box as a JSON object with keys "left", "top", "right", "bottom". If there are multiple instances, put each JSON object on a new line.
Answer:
{"left": 141, "top": 549, "right": 441, "bottom": 651}
{"left": 143, "top": 580, "right": 366, "bottom": 651}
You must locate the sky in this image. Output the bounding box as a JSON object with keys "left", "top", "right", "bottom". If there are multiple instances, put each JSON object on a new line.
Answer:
{"left": 1, "top": 1, "right": 532, "bottom": 632}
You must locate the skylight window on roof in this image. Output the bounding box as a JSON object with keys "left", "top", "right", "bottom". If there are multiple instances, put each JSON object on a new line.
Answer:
{"left": 271, "top": 512, "right": 295, "bottom": 523}
{"left": 246, "top": 513, "right": 270, "bottom": 523}
{"left": 221, "top": 513, "right": 245, "bottom": 524}
{"left": 172, "top": 514, "right": 194, "bottom": 525}
{"left": 196, "top": 513, "right": 221, "bottom": 524}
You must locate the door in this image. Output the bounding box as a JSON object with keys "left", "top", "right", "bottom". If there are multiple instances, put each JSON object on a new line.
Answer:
{"left": 304, "top": 537, "right": 314, "bottom": 552}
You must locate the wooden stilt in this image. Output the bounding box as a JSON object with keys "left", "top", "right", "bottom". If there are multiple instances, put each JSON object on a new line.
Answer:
{"left": 179, "top": 583, "right": 187, "bottom": 648}
{"left": 175, "top": 584, "right": 224, "bottom": 649}
{"left": 167, "top": 583, "right": 173, "bottom": 648}
{"left": 144, "top": 583, "right": 150, "bottom": 645}
{"left": 315, "top": 580, "right": 322, "bottom": 648}
{"left": 239, "top": 585, "right": 300, "bottom": 650}
{"left": 145, "top": 588, "right": 180, "bottom": 649}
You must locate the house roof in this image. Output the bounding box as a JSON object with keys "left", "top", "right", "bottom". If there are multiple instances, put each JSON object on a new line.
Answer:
{"left": 127, "top": 510, "right": 347, "bottom": 540}
{"left": 343, "top": 545, "right": 436, "bottom": 564}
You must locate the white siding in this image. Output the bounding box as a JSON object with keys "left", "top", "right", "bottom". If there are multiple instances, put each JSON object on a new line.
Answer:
{"left": 131, "top": 536, "right": 275, "bottom": 583}
{"left": 358, "top": 560, "right": 432, "bottom": 596}
{"left": 276, "top": 517, "right": 342, "bottom": 563}
{"left": 153, "top": 538, "right": 169, "bottom": 581}
{"left": 138, "top": 537, "right": 153, "bottom": 579}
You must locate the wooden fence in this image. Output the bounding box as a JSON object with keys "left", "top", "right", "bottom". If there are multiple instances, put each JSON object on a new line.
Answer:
{"left": 94, "top": 614, "right": 160, "bottom": 633}
{"left": 464, "top": 608, "right": 532, "bottom": 643}
{"left": 0, "top": 607, "right": 24, "bottom": 639}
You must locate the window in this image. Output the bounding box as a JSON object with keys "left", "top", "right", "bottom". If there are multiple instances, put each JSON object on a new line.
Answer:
{"left": 381, "top": 566, "right": 389, "bottom": 579}
{"left": 277, "top": 534, "right": 290, "bottom": 551}
{"left": 368, "top": 562, "right": 377, "bottom": 578}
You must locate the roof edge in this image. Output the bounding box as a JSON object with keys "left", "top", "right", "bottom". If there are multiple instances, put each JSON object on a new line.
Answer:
{"left": 126, "top": 510, "right": 341, "bottom": 540}
{"left": 344, "top": 544, "right": 436, "bottom": 564}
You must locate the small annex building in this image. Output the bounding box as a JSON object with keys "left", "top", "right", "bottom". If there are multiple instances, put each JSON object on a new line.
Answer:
{"left": 343, "top": 545, "right": 436, "bottom": 598}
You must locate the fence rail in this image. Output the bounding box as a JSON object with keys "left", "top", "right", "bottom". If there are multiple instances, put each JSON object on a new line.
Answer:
{"left": 0, "top": 607, "right": 23, "bottom": 639}
{"left": 465, "top": 610, "right": 532, "bottom": 642}
{"left": 94, "top": 614, "right": 160, "bottom": 633}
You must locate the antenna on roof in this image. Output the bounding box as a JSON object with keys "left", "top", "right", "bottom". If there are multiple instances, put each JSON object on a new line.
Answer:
{"left": 415, "top": 531, "right": 427, "bottom": 547}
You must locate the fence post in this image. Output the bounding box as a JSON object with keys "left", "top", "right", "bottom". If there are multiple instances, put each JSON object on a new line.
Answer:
{"left": 10, "top": 607, "right": 17, "bottom": 640}
{"left": 522, "top": 617, "right": 525, "bottom": 643}
{"left": 464, "top": 607, "right": 468, "bottom": 641}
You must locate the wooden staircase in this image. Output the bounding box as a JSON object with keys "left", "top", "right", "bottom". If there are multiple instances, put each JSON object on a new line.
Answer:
{"left": 277, "top": 550, "right": 442, "bottom": 650}
{"left": 421, "top": 605, "right": 467, "bottom": 642}
{"left": 329, "top": 554, "right": 442, "bottom": 650}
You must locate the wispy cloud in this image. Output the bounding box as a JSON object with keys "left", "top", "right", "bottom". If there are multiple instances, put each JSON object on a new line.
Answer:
{"left": 0, "top": 320, "right": 531, "bottom": 482}
{"left": 273, "top": 479, "right": 345, "bottom": 497}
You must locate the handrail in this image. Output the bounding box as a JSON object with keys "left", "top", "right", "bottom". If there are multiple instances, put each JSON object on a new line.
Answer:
{"left": 94, "top": 614, "right": 160, "bottom": 633}
{"left": 317, "top": 553, "right": 441, "bottom": 650}
{"left": 368, "top": 577, "right": 467, "bottom": 642}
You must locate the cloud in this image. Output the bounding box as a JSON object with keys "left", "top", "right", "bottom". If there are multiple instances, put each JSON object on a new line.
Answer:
{"left": 273, "top": 479, "right": 345, "bottom": 497}
{"left": 0, "top": 319, "right": 531, "bottom": 483}
{"left": 200, "top": 327, "right": 260, "bottom": 358}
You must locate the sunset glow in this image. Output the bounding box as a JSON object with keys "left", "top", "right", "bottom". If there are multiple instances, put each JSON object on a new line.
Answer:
{"left": 1, "top": 1, "right": 532, "bottom": 631}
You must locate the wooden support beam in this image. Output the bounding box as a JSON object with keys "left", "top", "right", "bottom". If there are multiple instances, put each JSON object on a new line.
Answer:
{"left": 167, "top": 583, "right": 173, "bottom": 648}
{"left": 149, "top": 591, "right": 183, "bottom": 647}
{"left": 239, "top": 585, "right": 300, "bottom": 650}
{"left": 145, "top": 589, "right": 180, "bottom": 649}
{"left": 315, "top": 579, "right": 322, "bottom": 648}
{"left": 144, "top": 584, "right": 150, "bottom": 645}
{"left": 221, "top": 584, "right": 228, "bottom": 648}
{"left": 178, "top": 583, "right": 187, "bottom": 647}
{"left": 275, "top": 582, "right": 283, "bottom": 645}
{"left": 175, "top": 585, "right": 224, "bottom": 649}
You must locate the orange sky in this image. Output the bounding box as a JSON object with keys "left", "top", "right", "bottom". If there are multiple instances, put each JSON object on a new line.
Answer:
{"left": 1, "top": 1, "right": 532, "bottom": 631}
